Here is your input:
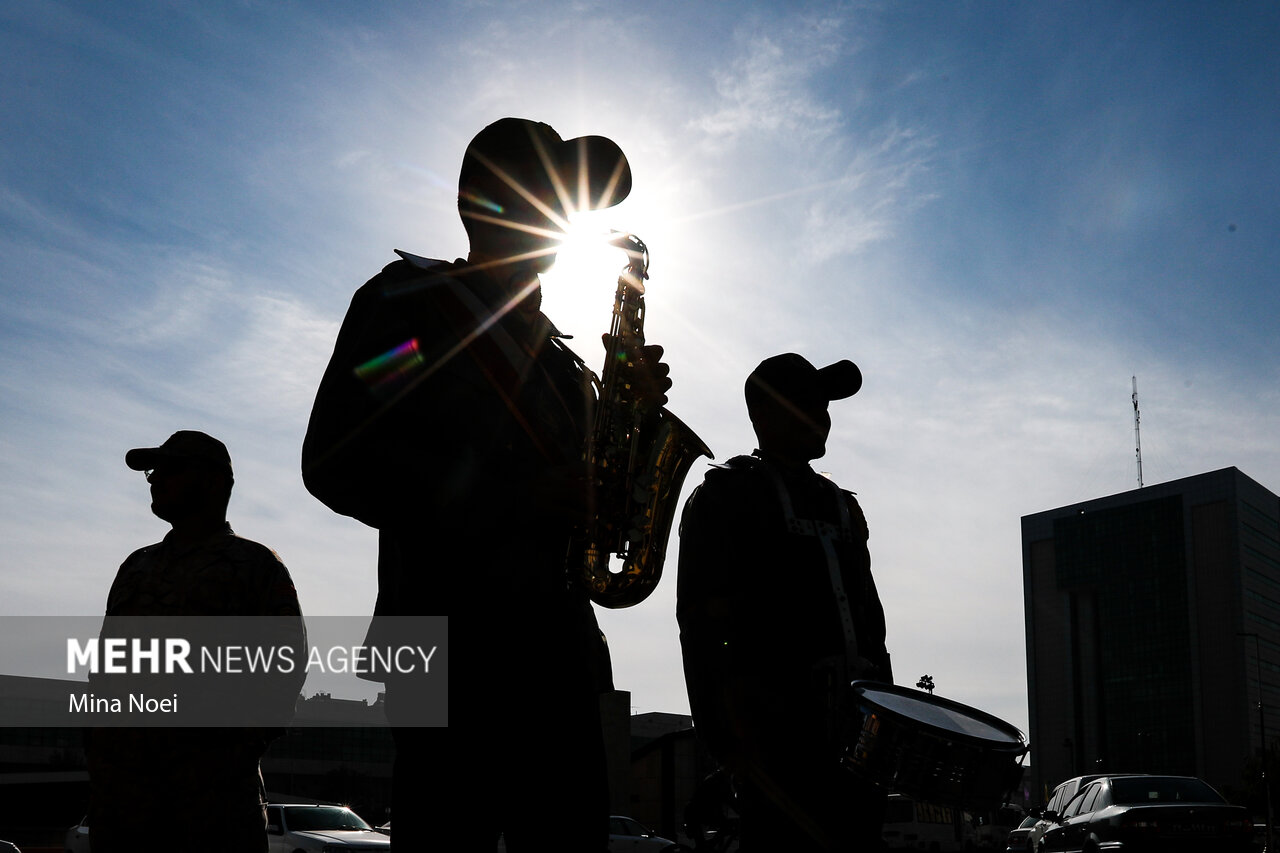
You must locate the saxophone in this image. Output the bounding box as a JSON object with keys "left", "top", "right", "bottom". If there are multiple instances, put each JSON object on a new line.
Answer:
{"left": 571, "top": 233, "right": 713, "bottom": 608}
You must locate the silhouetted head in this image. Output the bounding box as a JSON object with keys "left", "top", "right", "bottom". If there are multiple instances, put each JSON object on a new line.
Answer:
{"left": 126, "top": 430, "right": 234, "bottom": 525}
{"left": 457, "top": 118, "right": 631, "bottom": 271}
{"left": 745, "top": 354, "right": 862, "bottom": 464}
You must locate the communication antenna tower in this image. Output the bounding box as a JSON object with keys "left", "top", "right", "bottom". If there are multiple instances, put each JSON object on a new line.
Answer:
{"left": 1132, "top": 376, "right": 1143, "bottom": 488}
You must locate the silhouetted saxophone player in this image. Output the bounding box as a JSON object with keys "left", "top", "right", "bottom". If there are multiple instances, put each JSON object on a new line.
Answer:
{"left": 303, "top": 118, "right": 684, "bottom": 851}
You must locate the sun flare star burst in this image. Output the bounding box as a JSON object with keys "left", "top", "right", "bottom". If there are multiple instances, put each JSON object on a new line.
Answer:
{"left": 539, "top": 216, "right": 636, "bottom": 337}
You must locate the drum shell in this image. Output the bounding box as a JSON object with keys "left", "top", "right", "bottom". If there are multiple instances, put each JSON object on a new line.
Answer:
{"left": 842, "top": 682, "right": 1027, "bottom": 813}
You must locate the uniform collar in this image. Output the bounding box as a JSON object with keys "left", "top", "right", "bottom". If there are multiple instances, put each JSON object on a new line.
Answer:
{"left": 395, "top": 249, "right": 572, "bottom": 341}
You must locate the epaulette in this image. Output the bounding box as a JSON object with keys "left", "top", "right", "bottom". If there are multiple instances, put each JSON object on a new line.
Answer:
{"left": 701, "top": 455, "right": 768, "bottom": 490}
{"left": 374, "top": 251, "right": 456, "bottom": 298}
{"left": 704, "top": 454, "right": 758, "bottom": 475}
{"left": 393, "top": 249, "right": 450, "bottom": 271}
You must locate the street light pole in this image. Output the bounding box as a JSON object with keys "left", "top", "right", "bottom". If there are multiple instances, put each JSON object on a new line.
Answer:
{"left": 1241, "top": 632, "right": 1272, "bottom": 853}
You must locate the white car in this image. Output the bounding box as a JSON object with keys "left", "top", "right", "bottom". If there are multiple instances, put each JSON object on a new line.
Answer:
{"left": 494, "top": 816, "right": 685, "bottom": 852}
{"left": 265, "top": 804, "right": 391, "bottom": 852}
{"left": 608, "top": 815, "right": 685, "bottom": 852}
{"left": 63, "top": 815, "right": 90, "bottom": 853}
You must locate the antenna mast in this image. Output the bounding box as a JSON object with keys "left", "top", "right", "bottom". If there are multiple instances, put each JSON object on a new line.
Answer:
{"left": 1132, "top": 376, "right": 1143, "bottom": 488}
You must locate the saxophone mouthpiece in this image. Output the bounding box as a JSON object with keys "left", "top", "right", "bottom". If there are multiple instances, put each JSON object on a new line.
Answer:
{"left": 607, "top": 231, "right": 649, "bottom": 279}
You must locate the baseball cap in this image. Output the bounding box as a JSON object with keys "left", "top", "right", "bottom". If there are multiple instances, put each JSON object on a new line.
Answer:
{"left": 125, "top": 430, "right": 233, "bottom": 476}
{"left": 458, "top": 117, "right": 632, "bottom": 212}
{"left": 745, "top": 353, "right": 862, "bottom": 415}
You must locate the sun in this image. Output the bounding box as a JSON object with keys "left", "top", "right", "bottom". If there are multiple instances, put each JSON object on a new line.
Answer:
{"left": 538, "top": 210, "right": 637, "bottom": 350}
{"left": 537, "top": 178, "right": 697, "bottom": 373}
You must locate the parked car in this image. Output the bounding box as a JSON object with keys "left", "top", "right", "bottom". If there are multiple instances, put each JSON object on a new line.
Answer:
{"left": 1029, "top": 774, "right": 1131, "bottom": 853}
{"left": 265, "top": 803, "right": 390, "bottom": 851}
{"left": 64, "top": 814, "right": 90, "bottom": 853}
{"left": 1006, "top": 814, "right": 1038, "bottom": 852}
{"left": 607, "top": 815, "right": 687, "bottom": 852}
{"left": 495, "top": 817, "right": 686, "bottom": 852}
{"left": 1038, "top": 774, "right": 1253, "bottom": 852}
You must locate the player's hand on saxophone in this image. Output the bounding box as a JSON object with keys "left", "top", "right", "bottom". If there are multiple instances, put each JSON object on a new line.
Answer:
{"left": 602, "top": 335, "right": 672, "bottom": 411}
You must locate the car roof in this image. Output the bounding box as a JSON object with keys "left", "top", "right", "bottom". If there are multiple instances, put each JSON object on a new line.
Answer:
{"left": 1063, "top": 775, "right": 1218, "bottom": 800}
{"left": 1055, "top": 773, "right": 1145, "bottom": 790}
{"left": 1065, "top": 774, "right": 1203, "bottom": 789}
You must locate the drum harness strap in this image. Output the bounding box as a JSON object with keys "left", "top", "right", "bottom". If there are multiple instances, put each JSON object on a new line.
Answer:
{"left": 758, "top": 460, "right": 862, "bottom": 671}
{"left": 747, "top": 458, "right": 865, "bottom": 850}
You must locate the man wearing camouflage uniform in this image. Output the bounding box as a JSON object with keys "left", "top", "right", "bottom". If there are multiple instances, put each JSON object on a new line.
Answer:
{"left": 85, "top": 430, "right": 305, "bottom": 853}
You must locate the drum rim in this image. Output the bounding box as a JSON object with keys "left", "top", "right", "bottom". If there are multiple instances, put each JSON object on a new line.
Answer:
{"left": 851, "top": 679, "right": 1027, "bottom": 748}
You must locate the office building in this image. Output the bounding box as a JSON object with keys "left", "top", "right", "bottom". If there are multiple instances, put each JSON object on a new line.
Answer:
{"left": 1022, "top": 467, "right": 1280, "bottom": 799}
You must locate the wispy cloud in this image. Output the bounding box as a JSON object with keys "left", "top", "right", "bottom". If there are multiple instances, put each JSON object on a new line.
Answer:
{"left": 683, "top": 10, "right": 937, "bottom": 270}
{"left": 692, "top": 12, "right": 847, "bottom": 146}
{"left": 801, "top": 121, "right": 938, "bottom": 263}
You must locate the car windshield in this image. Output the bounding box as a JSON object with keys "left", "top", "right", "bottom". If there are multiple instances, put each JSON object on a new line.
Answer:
{"left": 284, "top": 806, "right": 372, "bottom": 831}
{"left": 1109, "top": 777, "right": 1222, "bottom": 805}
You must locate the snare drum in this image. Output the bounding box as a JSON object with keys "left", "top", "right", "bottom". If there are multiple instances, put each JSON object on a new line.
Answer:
{"left": 843, "top": 681, "right": 1027, "bottom": 812}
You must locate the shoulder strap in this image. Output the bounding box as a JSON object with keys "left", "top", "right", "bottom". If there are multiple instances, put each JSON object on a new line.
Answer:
{"left": 753, "top": 458, "right": 861, "bottom": 668}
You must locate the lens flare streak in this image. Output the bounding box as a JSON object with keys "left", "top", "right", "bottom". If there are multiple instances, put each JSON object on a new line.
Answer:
{"left": 354, "top": 338, "right": 426, "bottom": 400}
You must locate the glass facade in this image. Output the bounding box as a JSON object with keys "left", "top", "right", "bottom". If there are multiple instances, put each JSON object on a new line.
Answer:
{"left": 1053, "top": 495, "right": 1194, "bottom": 775}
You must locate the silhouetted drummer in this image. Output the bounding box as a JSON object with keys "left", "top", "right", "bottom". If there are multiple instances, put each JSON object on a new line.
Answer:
{"left": 678, "top": 353, "right": 893, "bottom": 851}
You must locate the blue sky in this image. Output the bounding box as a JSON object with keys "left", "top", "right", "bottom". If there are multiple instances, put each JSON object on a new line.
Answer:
{"left": 3, "top": 1, "right": 1278, "bottom": 740}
